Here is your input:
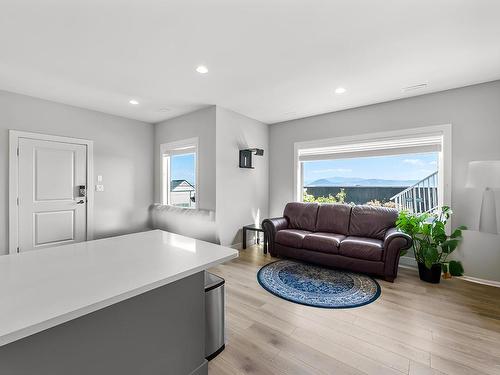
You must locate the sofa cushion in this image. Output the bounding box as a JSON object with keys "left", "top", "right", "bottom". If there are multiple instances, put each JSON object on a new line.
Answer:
{"left": 303, "top": 232, "right": 345, "bottom": 254}
{"left": 349, "top": 205, "right": 398, "bottom": 240}
{"left": 339, "top": 236, "right": 383, "bottom": 261}
{"left": 275, "top": 229, "right": 311, "bottom": 248}
{"left": 283, "top": 202, "right": 319, "bottom": 232}
{"left": 315, "top": 203, "right": 352, "bottom": 235}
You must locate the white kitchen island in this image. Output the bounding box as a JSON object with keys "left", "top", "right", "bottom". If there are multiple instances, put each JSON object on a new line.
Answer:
{"left": 0, "top": 230, "right": 238, "bottom": 375}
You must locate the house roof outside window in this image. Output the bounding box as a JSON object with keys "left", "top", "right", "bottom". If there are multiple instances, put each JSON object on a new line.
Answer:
{"left": 171, "top": 179, "right": 195, "bottom": 192}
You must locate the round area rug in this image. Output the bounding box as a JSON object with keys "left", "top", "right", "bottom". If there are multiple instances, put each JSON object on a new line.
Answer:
{"left": 257, "top": 260, "right": 381, "bottom": 308}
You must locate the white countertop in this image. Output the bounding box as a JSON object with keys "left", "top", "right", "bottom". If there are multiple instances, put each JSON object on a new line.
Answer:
{"left": 0, "top": 230, "right": 238, "bottom": 347}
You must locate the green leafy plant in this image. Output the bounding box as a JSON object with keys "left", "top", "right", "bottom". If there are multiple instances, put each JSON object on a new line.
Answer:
{"left": 396, "top": 206, "right": 466, "bottom": 276}
{"left": 365, "top": 199, "right": 396, "bottom": 209}
{"left": 303, "top": 188, "right": 347, "bottom": 204}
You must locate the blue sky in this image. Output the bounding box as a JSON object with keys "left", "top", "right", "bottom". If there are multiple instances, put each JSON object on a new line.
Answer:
{"left": 171, "top": 153, "right": 195, "bottom": 185}
{"left": 303, "top": 152, "right": 438, "bottom": 184}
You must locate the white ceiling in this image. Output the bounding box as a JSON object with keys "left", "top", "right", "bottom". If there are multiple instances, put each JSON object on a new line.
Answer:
{"left": 1, "top": 0, "right": 499, "bottom": 124}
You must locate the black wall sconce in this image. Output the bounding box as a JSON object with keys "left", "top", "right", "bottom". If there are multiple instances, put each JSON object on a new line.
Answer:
{"left": 239, "top": 148, "right": 264, "bottom": 169}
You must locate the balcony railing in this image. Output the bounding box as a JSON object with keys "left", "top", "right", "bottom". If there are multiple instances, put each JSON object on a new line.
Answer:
{"left": 390, "top": 171, "right": 438, "bottom": 214}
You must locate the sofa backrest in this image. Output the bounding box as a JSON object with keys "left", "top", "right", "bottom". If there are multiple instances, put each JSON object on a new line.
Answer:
{"left": 315, "top": 203, "right": 352, "bottom": 235}
{"left": 283, "top": 202, "right": 319, "bottom": 231}
{"left": 348, "top": 205, "right": 398, "bottom": 240}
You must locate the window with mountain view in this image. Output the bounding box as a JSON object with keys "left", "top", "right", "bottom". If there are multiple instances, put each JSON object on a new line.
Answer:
{"left": 302, "top": 152, "right": 439, "bottom": 213}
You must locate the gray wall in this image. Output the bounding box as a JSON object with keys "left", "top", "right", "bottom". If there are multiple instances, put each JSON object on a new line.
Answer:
{"left": 154, "top": 107, "right": 216, "bottom": 210}
{"left": 269, "top": 80, "right": 500, "bottom": 281}
{"left": 151, "top": 106, "right": 269, "bottom": 247}
{"left": 0, "top": 90, "right": 154, "bottom": 255}
{"left": 216, "top": 107, "right": 269, "bottom": 246}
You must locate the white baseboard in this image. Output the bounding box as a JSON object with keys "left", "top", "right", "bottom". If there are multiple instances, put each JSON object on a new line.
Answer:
{"left": 231, "top": 247, "right": 500, "bottom": 288}
{"left": 398, "top": 256, "right": 500, "bottom": 288}
{"left": 231, "top": 236, "right": 263, "bottom": 250}
{"left": 399, "top": 256, "right": 417, "bottom": 268}
{"left": 459, "top": 276, "right": 500, "bottom": 288}
{"left": 230, "top": 242, "right": 242, "bottom": 250}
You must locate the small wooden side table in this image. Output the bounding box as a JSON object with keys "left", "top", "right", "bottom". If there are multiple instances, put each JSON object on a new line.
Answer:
{"left": 242, "top": 224, "right": 268, "bottom": 254}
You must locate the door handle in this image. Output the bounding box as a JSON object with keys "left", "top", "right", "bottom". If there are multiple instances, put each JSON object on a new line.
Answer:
{"left": 76, "top": 200, "right": 85, "bottom": 204}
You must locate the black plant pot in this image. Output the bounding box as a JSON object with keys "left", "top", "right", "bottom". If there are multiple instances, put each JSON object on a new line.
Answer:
{"left": 417, "top": 262, "right": 442, "bottom": 284}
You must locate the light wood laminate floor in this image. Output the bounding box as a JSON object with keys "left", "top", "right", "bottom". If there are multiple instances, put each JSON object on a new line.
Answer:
{"left": 208, "top": 245, "right": 500, "bottom": 375}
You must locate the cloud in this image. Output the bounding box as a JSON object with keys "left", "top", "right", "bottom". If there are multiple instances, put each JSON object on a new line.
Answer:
{"left": 311, "top": 168, "right": 352, "bottom": 174}
{"left": 429, "top": 160, "right": 438, "bottom": 166}
{"left": 403, "top": 158, "right": 425, "bottom": 166}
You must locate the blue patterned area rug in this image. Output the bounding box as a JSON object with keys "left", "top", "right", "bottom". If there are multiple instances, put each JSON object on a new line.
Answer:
{"left": 257, "top": 260, "right": 381, "bottom": 308}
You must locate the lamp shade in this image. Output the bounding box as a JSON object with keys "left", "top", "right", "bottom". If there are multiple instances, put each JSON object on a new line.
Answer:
{"left": 465, "top": 161, "right": 500, "bottom": 189}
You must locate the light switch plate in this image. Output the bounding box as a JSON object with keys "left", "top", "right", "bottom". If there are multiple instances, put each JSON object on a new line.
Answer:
{"left": 97, "top": 175, "right": 103, "bottom": 182}
{"left": 95, "top": 185, "right": 104, "bottom": 192}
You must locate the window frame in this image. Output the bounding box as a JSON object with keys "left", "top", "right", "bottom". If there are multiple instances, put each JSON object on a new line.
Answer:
{"left": 160, "top": 137, "right": 199, "bottom": 209}
{"left": 293, "top": 125, "right": 452, "bottom": 210}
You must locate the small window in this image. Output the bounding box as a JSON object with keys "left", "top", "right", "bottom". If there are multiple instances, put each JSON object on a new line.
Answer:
{"left": 161, "top": 138, "right": 198, "bottom": 208}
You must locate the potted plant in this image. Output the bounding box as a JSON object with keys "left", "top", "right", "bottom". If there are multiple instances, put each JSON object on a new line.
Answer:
{"left": 396, "top": 206, "right": 466, "bottom": 283}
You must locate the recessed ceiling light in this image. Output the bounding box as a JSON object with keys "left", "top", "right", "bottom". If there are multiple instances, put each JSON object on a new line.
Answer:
{"left": 334, "top": 87, "right": 346, "bottom": 94}
{"left": 196, "top": 65, "right": 208, "bottom": 74}
{"left": 158, "top": 108, "right": 170, "bottom": 112}
{"left": 129, "top": 99, "right": 139, "bottom": 105}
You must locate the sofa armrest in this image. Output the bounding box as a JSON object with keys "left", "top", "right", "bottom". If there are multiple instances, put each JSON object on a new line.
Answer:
{"left": 384, "top": 228, "right": 412, "bottom": 250}
{"left": 383, "top": 228, "right": 413, "bottom": 281}
{"left": 262, "top": 217, "right": 288, "bottom": 233}
{"left": 262, "top": 217, "right": 288, "bottom": 256}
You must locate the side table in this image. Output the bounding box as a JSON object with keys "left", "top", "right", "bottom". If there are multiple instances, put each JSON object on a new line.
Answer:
{"left": 242, "top": 224, "right": 268, "bottom": 254}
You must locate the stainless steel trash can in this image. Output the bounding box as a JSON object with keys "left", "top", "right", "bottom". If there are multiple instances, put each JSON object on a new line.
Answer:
{"left": 205, "top": 272, "right": 225, "bottom": 360}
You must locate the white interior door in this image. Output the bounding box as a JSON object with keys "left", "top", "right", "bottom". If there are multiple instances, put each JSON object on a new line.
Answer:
{"left": 18, "top": 138, "right": 87, "bottom": 252}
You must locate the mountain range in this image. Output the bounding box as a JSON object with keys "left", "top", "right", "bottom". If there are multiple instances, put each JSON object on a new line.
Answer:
{"left": 305, "top": 176, "right": 417, "bottom": 187}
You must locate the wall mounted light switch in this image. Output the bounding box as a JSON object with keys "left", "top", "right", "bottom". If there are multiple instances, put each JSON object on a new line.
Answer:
{"left": 96, "top": 185, "right": 105, "bottom": 192}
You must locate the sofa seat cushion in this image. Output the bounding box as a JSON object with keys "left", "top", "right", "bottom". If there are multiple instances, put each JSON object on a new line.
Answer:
{"left": 303, "top": 232, "right": 345, "bottom": 254}
{"left": 275, "top": 229, "right": 311, "bottom": 248}
{"left": 339, "top": 236, "right": 383, "bottom": 261}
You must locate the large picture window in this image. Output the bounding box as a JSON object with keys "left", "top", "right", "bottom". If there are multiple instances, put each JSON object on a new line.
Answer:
{"left": 161, "top": 138, "right": 198, "bottom": 208}
{"left": 294, "top": 126, "right": 451, "bottom": 214}
{"left": 302, "top": 152, "right": 439, "bottom": 213}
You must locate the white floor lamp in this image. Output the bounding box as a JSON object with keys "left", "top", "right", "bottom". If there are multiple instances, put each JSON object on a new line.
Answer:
{"left": 465, "top": 161, "right": 500, "bottom": 234}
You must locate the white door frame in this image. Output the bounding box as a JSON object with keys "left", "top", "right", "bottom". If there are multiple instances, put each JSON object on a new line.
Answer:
{"left": 9, "top": 130, "right": 95, "bottom": 254}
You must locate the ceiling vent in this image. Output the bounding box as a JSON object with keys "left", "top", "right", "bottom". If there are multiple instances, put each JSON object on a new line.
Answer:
{"left": 402, "top": 83, "right": 428, "bottom": 93}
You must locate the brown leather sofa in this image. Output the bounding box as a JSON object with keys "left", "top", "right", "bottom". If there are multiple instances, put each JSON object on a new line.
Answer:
{"left": 262, "top": 202, "right": 412, "bottom": 282}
